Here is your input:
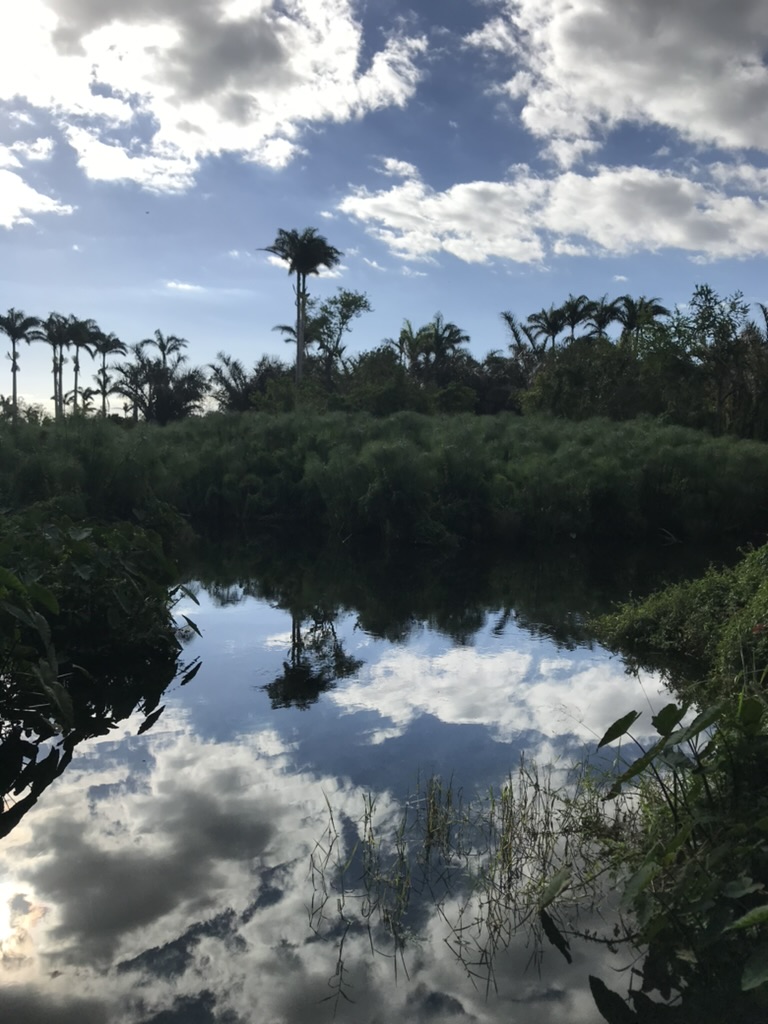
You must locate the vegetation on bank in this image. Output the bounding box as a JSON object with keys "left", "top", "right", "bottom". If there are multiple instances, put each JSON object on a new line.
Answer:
{"left": 2, "top": 412, "right": 768, "bottom": 548}
{"left": 3, "top": 272, "right": 768, "bottom": 441}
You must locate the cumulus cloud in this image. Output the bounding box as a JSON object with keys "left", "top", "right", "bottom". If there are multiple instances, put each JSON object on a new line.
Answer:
{"left": 339, "top": 158, "right": 768, "bottom": 264}
{"left": 0, "top": 0, "right": 427, "bottom": 192}
{"left": 10, "top": 136, "right": 55, "bottom": 161}
{"left": 0, "top": 169, "right": 74, "bottom": 228}
{"left": 465, "top": 0, "right": 768, "bottom": 165}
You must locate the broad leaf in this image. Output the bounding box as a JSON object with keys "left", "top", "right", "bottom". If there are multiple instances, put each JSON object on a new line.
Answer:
{"left": 539, "top": 909, "right": 572, "bottom": 963}
{"left": 539, "top": 864, "right": 572, "bottom": 909}
{"left": 725, "top": 904, "right": 768, "bottom": 932}
{"left": 742, "top": 944, "right": 768, "bottom": 990}
{"left": 651, "top": 702, "right": 686, "bottom": 736}
{"left": 588, "top": 976, "right": 637, "bottom": 1024}
{"left": 597, "top": 711, "right": 641, "bottom": 749}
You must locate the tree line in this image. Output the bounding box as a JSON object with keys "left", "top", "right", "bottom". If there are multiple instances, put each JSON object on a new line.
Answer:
{"left": 2, "top": 226, "right": 768, "bottom": 439}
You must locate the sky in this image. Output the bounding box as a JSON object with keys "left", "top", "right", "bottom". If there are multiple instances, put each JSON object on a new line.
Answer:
{"left": 1, "top": 0, "right": 767, "bottom": 408}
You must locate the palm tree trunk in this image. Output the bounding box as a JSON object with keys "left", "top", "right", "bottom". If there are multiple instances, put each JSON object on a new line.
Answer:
{"left": 296, "top": 273, "right": 305, "bottom": 386}
{"left": 11, "top": 341, "right": 18, "bottom": 426}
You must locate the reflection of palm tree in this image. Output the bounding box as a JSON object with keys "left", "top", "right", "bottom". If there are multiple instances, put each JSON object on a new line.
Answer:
{"left": 263, "top": 228, "right": 343, "bottom": 385}
{"left": 265, "top": 612, "right": 363, "bottom": 710}
{"left": 0, "top": 308, "right": 41, "bottom": 424}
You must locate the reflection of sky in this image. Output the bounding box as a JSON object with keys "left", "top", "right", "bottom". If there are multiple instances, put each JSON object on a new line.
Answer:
{"left": 0, "top": 587, "right": 665, "bottom": 1022}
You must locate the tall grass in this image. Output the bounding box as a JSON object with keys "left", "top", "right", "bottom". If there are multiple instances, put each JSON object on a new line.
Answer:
{"left": 2, "top": 412, "right": 767, "bottom": 547}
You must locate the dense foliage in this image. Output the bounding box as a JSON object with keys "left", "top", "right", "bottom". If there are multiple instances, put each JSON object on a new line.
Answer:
{"left": 1, "top": 413, "right": 767, "bottom": 548}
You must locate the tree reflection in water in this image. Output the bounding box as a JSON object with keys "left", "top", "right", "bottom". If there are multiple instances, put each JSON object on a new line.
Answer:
{"left": 265, "top": 611, "right": 364, "bottom": 710}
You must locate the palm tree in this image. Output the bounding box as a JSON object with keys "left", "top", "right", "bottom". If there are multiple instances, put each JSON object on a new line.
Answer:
{"left": 384, "top": 319, "right": 424, "bottom": 373}
{"left": 0, "top": 308, "right": 42, "bottom": 423}
{"left": 92, "top": 331, "right": 127, "bottom": 416}
{"left": 527, "top": 305, "right": 566, "bottom": 350}
{"left": 262, "top": 228, "right": 343, "bottom": 385}
{"left": 138, "top": 329, "right": 188, "bottom": 369}
{"left": 616, "top": 295, "right": 670, "bottom": 351}
{"left": 558, "top": 294, "right": 592, "bottom": 341}
{"left": 68, "top": 316, "right": 101, "bottom": 413}
{"left": 584, "top": 296, "right": 623, "bottom": 340}
{"left": 38, "top": 313, "right": 70, "bottom": 418}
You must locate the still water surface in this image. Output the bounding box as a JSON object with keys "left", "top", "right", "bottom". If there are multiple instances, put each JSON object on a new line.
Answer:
{"left": 0, "top": 545, "right": 712, "bottom": 1023}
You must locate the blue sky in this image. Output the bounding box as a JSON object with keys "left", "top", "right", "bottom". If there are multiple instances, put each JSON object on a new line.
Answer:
{"left": 1, "top": 0, "right": 767, "bottom": 408}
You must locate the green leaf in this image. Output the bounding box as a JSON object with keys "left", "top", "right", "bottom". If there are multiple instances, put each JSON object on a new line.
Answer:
{"left": 620, "top": 861, "right": 661, "bottom": 911}
{"left": 605, "top": 737, "right": 667, "bottom": 798}
{"left": 725, "top": 904, "right": 768, "bottom": 932}
{"left": 739, "top": 696, "right": 764, "bottom": 735}
{"left": 539, "top": 864, "right": 571, "bottom": 909}
{"left": 597, "top": 710, "right": 641, "bottom": 749}
{"left": 742, "top": 944, "right": 768, "bottom": 990}
{"left": 666, "top": 704, "right": 722, "bottom": 747}
{"left": 651, "top": 702, "right": 687, "bottom": 736}
{"left": 26, "top": 581, "right": 59, "bottom": 616}
{"left": 723, "top": 878, "right": 764, "bottom": 899}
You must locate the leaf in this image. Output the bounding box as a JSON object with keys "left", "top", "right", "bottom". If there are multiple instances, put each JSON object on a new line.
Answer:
{"left": 68, "top": 527, "right": 92, "bottom": 542}
{"left": 539, "top": 864, "right": 572, "bottom": 909}
{"left": 620, "top": 861, "right": 661, "bottom": 911}
{"left": 723, "top": 878, "right": 764, "bottom": 899}
{"left": 26, "top": 581, "right": 59, "bottom": 615}
{"left": 742, "top": 945, "right": 768, "bottom": 991}
{"left": 181, "top": 614, "right": 202, "bottom": 638}
{"left": 588, "top": 975, "right": 637, "bottom": 1024}
{"left": 175, "top": 583, "right": 200, "bottom": 606}
{"left": 539, "top": 909, "right": 572, "bottom": 963}
{"left": 605, "top": 737, "right": 667, "bottom": 799}
{"left": 666, "top": 704, "right": 722, "bottom": 747}
{"left": 651, "top": 703, "right": 687, "bottom": 737}
{"left": 597, "top": 711, "right": 641, "bottom": 749}
{"left": 41, "top": 680, "right": 74, "bottom": 731}
{"left": 739, "top": 696, "right": 764, "bottom": 735}
{"left": 725, "top": 904, "right": 768, "bottom": 932}
{"left": 138, "top": 705, "right": 166, "bottom": 735}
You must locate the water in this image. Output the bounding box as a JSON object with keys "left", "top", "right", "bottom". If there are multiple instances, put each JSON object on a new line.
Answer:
{"left": 0, "top": 543, "right": 726, "bottom": 1023}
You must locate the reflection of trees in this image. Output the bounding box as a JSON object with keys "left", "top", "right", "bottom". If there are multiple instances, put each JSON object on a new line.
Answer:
{"left": 0, "top": 650, "right": 200, "bottom": 840}
{"left": 265, "top": 611, "right": 363, "bottom": 710}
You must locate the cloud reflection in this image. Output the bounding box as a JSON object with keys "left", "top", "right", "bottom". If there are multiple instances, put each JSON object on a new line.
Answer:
{"left": 0, "top": 707, "right": 630, "bottom": 1023}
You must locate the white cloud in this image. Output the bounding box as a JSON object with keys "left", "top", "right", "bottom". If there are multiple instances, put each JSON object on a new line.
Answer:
{"left": 72, "top": 243, "right": 80, "bottom": 251}
{"left": 165, "top": 280, "right": 205, "bottom": 292}
{"left": 363, "top": 257, "right": 386, "bottom": 271}
{"left": 1, "top": 0, "right": 427, "bottom": 192}
{"left": 379, "top": 156, "right": 420, "bottom": 178}
{"left": 0, "top": 146, "right": 21, "bottom": 169}
{"left": 11, "top": 136, "right": 54, "bottom": 161}
{"left": 401, "top": 266, "right": 427, "bottom": 277}
{"left": 709, "top": 162, "right": 768, "bottom": 193}
{"left": 613, "top": 274, "right": 628, "bottom": 282}
{"left": 465, "top": 0, "right": 768, "bottom": 161}
{"left": 0, "top": 168, "right": 74, "bottom": 228}
{"left": 340, "top": 159, "right": 768, "bottom": 264}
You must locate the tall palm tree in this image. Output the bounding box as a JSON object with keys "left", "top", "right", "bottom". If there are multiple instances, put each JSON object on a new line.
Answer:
{"left": 0, "top": 308, "right": 42, "bottom": 423}
{"left": 616, "top": 295, "right": 670, "bottom": 351}
{"left": 68, "top": 316, "right": 101, "bottom": 413}
{"left": 92, "top": 331, "right": 127, "bottom": 416}
{"left": 584, "top": 296, "right": 623, "bottom": 340}
{"left": 262, "top": 227, "right": 343, "bottom": 385}
{"left": 558, "top": 294, "right": 592, "bottom": 341}
{"left": 38, "top": 313, "right": 70, "bottom": 419}
{"left": 527, "top": 305, "right": 566, "bottom": 350}
{"left": 138, "top": 329, "right": 188, "bottom": 369}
